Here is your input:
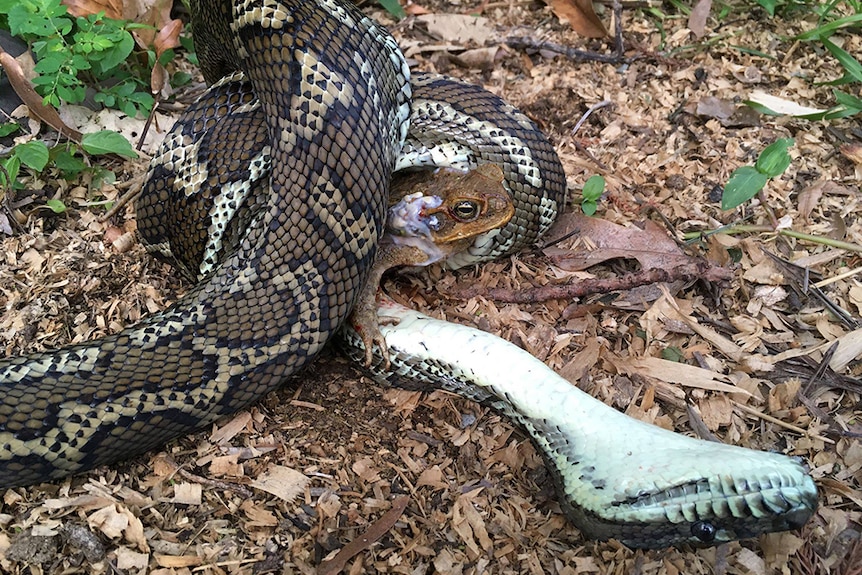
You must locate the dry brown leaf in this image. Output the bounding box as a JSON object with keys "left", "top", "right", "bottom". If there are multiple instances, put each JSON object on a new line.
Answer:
{"left": 558, "top": 338, "right": 601, "bottom": 383}
{"left": 240, "top": 499, "right": 279, "bottom": 527}
{"left": 611, "top": 356, "right": 751, "bottom": 396}
{"left": 451, "top": 496, "right": 482, "bottom": 558}
{"left": 544, "top": 214, "right": 692, "bottom": 273}
{"left": 317, "top": 496, "right": 410, "bottom": 575}
{"left": 352, "top": 458, "right": 382, "bottom": 483}
{"left": 827, "top": 328, "right": 862, "bottom": 372}
{"left": 209, "top": 453, "right": 243, "bottom": 477}
{"left": 696, "top": 96, "right": 735, "bottom": 120}
{"left": 797, "top": 180, "right": 849, "bottom": 222}
{"left": 459, "top": 496, "right": 493, "bottom": 552}
{"left": 451, "top": 46, "right": 501, "bottom": 70}
{"left": 415, "top": 14, "right": 494, "bottom": 45}
{"left": 547, "top": 0, "right": 608, "bottom": 38}
{"left": 87, "top": 504, "right": 148, "bottom": 551}
{"left": 735, "top": 547, "right": 766, "bottom": 575}
{"left": 416, "top": 466, "right": 447, "bottom": 489}
{"left": 658, "top": 288, "right": 745, "bottom": 361}
{"left": 87, "top": 505, "right": 128, "bottom": 539}
{"left": 698, "top": 395, "right": 733, "bottom": 430}
{"left": 405, "top": 2, "right": 431, "bottom": 15}
{"left": 688, "top": 0, "right": 712, "bottom": 38}
{"left": 62, "top": 0, "right": 124, "bottom": 19}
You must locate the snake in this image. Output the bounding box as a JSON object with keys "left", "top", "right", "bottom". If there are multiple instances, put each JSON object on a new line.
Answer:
{"left": 0, "top": 0, "right": 817, "bottom": 550}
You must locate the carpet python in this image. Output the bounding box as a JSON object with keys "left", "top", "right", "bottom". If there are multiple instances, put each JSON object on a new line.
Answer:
{"left": 0, "top": 0, "right": 817, "bottom": 549}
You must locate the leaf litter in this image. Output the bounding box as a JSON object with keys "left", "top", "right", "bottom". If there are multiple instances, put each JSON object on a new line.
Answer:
{"left": 0, "top": 0, "right": 861, "bottom": 574}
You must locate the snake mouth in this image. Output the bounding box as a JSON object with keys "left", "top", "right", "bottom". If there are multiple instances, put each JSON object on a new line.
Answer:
{"left": 601, "top": 471, "right": 818, "bottom": 547}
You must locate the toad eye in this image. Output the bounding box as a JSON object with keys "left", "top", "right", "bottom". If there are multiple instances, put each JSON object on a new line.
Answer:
{"left": 451, "top": 200, "right": 480, "bottom": 222}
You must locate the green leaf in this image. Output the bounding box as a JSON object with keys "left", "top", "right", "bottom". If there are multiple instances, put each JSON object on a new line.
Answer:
{"left": 81, "top": 130, "right": 138, "bottom": 158}
{"left": 14, "top": 141, "right": 50, "bottom": 171}
{"left": 821, "top": 37, "right": 862, "bottom": 84}
{"left": 722, "top": 166, "right": 769, "bottom": 210}
{"left": 0, "top": 123, "right": 20, "bottom": 137}
{"left": 582, "top": 174, "right": 606, "bottom": 201}
{"left": 834, "top": 89, "right": 862, "bottom": 111}
{"left": 52, "top": 149, "right": 87, "bottom": 176}
{"left": 661, "top": 346, "right": 685, "bottom": 362}
{"left": 581, "top": 200, "right": 597, "bottom": 216}
{"left": 755, "top": 0, "right": 778, "bottom": 17}
{"left": 796, "top": 13, "right": 862, "bottom": 41}
{"left": 755, "top": 138, "right": 794, "bottom": 177}
{"left": 376, "top": 0, "right": 405, "bottom": 18}
{"left": 45, "top": 198, "right": 67, "bottom": 213}
{"left": 0, "top": 156, "right": 21, "bottom": 187}
{"left": 0, "top": 0, "right": 19, "bottom": 13}
{"left": 93, "top": 30, "right": 134, "bottom": 73}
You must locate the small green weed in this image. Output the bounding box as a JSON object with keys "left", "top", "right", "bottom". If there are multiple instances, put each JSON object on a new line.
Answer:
{"left": 721, "top": 138, "right": 794, "bottom": 211}
{"left": 581, "top": 175, "right": 605, "bottom": 216}
{"left": 0, "top": 123, "right": 137, "bottom": 203}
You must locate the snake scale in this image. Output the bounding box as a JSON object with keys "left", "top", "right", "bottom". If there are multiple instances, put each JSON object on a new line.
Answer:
{"left": 0, "top": 0, "right": 817, "bottom": 549}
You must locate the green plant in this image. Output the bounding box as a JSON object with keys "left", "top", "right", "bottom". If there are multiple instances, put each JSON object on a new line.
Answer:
{"left": 721, "top": 138, "right": 794, "bottom": 211}
{"left": 755, "top": 2, "right": 862, "bottom": 118}
{"left": 1, "top": 123, "right": 136, "bottom": 197}
{"left": 0, "top": 0, "right": 155, "bottom": 117}
{"left": 376, "top": 0, "right": 406, "bottom": 18}
{"left": 581, "top": 174, "right": 605, "bottom": 216}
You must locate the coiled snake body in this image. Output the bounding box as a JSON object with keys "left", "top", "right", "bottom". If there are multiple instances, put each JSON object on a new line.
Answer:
{"left": 0, "top": 0, "right": 816, "bottom": 549}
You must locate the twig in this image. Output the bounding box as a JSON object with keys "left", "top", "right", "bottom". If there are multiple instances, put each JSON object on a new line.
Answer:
{"left": 570, "top": 100, "right": 613, "bottom": 137}
{"left": 177, "top": 467, "right": 254, "bottom": 498}
{"left": 762, "top": 249, "right": 860, "bottom": 330}
{"left": 446, "top": 261, "right": 731, "bottom": 303}
{"left": 685, "top": 224, "right": 862, "bottom": 253}
{"left": 99, "top": 173, "right": 145, "bottom": 222}
{"left": 814, "top": 265, "right": 862, "bottom": 289}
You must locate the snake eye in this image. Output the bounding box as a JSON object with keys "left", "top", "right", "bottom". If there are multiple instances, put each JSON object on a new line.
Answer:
{"left": 451, "top": 200, "right": 480, "bottom": 222}
{"left": 691, "top": 521, "right": 717, "bottom": 543}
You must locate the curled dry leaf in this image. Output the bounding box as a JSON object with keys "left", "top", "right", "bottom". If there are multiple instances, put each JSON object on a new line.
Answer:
{"left": 63, "top": 0, "right": 124, "bottom": 19}
{"left": 0, "top": 51, "right": 82, "bottom": 141}
{"left": 544, "top": 213, "right": 692, "bottom": 272}
{"left": 688, "top": 0, "right": 712, "bottom": 39}
{"left": 547, "top": 0, "right": 608, "bottom": 38}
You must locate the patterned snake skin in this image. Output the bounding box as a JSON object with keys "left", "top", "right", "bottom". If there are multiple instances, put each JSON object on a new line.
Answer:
{"left": 0, "top": 0, "right": 565, "bottom": 487}
{"left": 0, "top": 0, "right": 413, "bottom": 486}
{"left": 0, "top": 0, "right": 816, "bottom": 550}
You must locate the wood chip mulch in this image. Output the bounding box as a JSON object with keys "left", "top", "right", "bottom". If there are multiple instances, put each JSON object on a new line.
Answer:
{"left": 0, "top": 1, "right": 860, "bottom": 574}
